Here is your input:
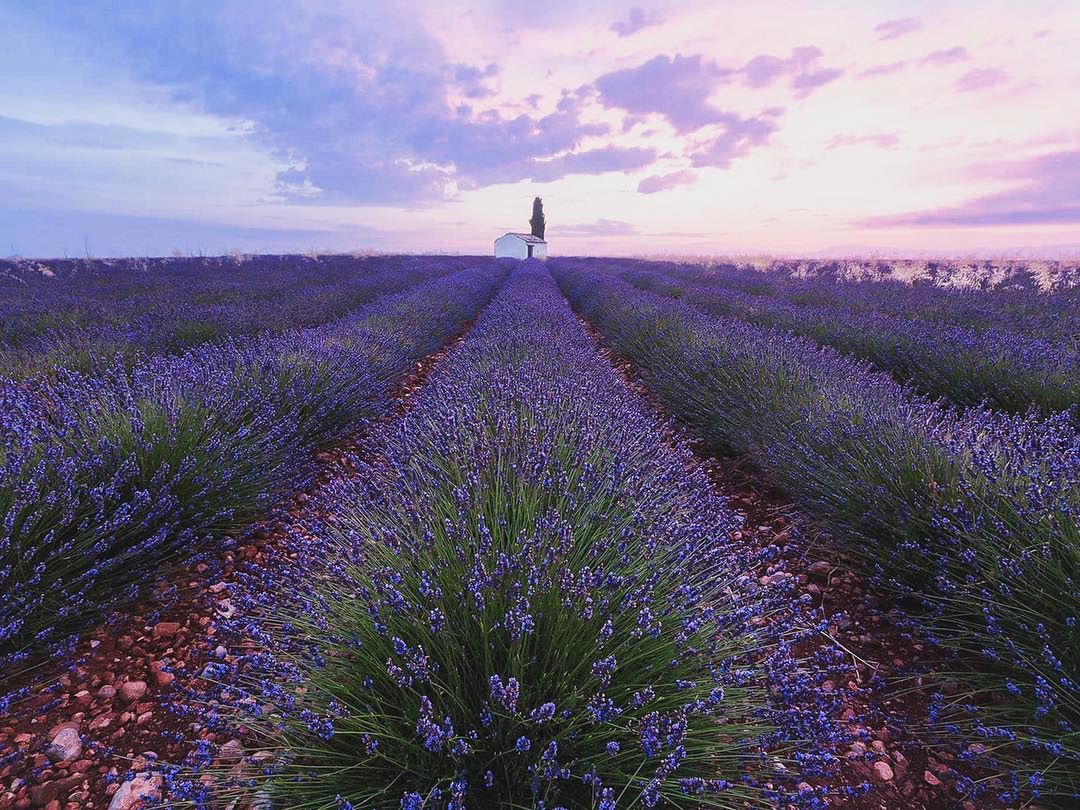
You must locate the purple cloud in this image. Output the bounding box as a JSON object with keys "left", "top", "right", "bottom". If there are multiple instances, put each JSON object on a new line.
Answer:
{"left": 827, "top": 132, "right": 900, "bottom": 150}
{"left": 921, "top": 46, "right": 971, "bottom": 66}
{"left": 955, "top": 68, "right": 1008, "bottom": 92}
{"left": 556, "top": 219, "right": 638, "bottom": 236}
{"left": 859, "top": 150, "right": 1080, "bottom": 227}
{"left": 742, "top": 46, "right": 843, "bottom": 97}
{"left": 595, "top": 54, "right": 734, "bottom": 132}
{"left": 449, "top": 62, "right": 500, "bottom": 98}
{"left": 791, "top": 67, "right": 844, "bottom": 96}
{"left": 637, "top": 170, "right": 697, "bottom": 194}
{"left": 859, "top": 47, "right": 970, "bottom": 80}
{"left": 610, "top": 7, "right": 662, "bottom": 38}
{"left": 475, "top": 145, "right": 657, "bottom": 185}
{"left": 875, "top": 17, "right": 922, "bottom": 41}
{"left": 858, "top": 61, "right": 908, "bottom": 78}
{"left": 26, "top": 3, "right": 650, "bottom": 205}
{"left": 689, "top": 109, "right": 782, "bottom": 168}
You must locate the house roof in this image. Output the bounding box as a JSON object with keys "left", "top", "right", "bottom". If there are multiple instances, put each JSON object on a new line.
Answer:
{"left": 501, "top": 232, "right": 546, "bottom": 244}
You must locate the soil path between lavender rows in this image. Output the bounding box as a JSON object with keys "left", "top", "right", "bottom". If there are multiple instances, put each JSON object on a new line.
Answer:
{"left": 571, "top": 311, "right": 972, "bottom": 810}
{"left": 0, "top": 312, "right": 485, "bottom": 810}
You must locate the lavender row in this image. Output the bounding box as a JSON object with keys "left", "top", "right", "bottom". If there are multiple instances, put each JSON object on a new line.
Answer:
{"left": 0, "top": 255, "right": 479, "bottom": 376}
{"left": 657, "top": 258, "right": 1079, "bottom": 339}
{"left": 552, "top": 259, "right": 1079, "bottom": 806}
{"left": 0, "top": 264, "right": 507, "bottom": 673}
{"left": 190, "top": 263, "right": 846, "bottom": 809}
{"left": 623, "top": 267, "right": 1078, "bottom": 416}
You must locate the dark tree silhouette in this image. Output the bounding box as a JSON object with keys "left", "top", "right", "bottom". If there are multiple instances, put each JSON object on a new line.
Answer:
{"left": 529, "top": 197, "right": 546, "bottom": 240}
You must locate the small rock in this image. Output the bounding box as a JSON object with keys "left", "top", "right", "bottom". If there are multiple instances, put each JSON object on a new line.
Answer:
{"left": 217, "top": 739, "right": 243, "bottom": 764}
{"left": 208, "top": 582, "right": 228, "bottom": 594}
{"left": 88, "top": 714, "right": 113, "bottom": 732}
{"left": 46, "top": 729, "right": 82, "bottom": 763}
{"left": 107, "top": 773, "right": 163, "bottom": 810}
{"left": 153, "top": 622, "right": 181, "bottom": 639}
{"left": 872, "top": 761, "right": 895, "bottom": 782}
{"left": 28, "top": 782, "right": 58, "bottom": 807}
{"left": 807, "top": 561, "right": 832, "bottom": 575}
{"left": 97, "top": 686, "right": 117, "bottom": 700}
{"left": 118, "top": 681, "right": 147, "bottom": 703}
{"left": 924, "top": 770, "right": 941, "bottom": 786}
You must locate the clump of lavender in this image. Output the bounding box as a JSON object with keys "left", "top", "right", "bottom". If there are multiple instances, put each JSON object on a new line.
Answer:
{"left": 0, "top": 263, "right": 505, "bottom": 671}
{"left": 212, "top": 265, "right": 820, "bottom": 808}
{"left": 623, "top": 264, "right": 1079, "bottom": 416}
{"left": 0, "top": 254, "right": 478, "bottom": 377}
{"left": 553, "top": 258, "right": 1079, "bottom": 804}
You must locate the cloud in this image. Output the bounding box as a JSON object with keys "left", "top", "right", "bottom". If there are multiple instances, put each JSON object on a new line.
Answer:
{"left": 858, "top": 61, "right": 908, "bottom": 79}
{"left": 555, "top": 218, "right": 638, "bottom": 236}
{"left": 19, "top": 2, "right": 627, "bottom": 205}
{"left": 637, "top": 170, "right": 697, "bottom": 194}
{"left": 594, "top": 54, "right": 734, "bottom": 133}
{"left": 449, "top": 62, "right": 500, "bottom": 99}
{"left": 921, "top": 46, "right": 971, "bottom": 66}
{"left": 875, "top": 17, "right": 922, "bottom": 41}
{"left": 858, "top": 47, "right": 969, "bottom": 80}
{"left": 827, "top": 132, "right": 900, "bottom": 150}
{"left": 955, "top": 68, "right": 1008, "bottom": 92}
{"left": 858, "top": 150, "right": 1080, "bottom": 227}
{"left": 741, "top": 46, "right": 843, "bottom": 97}
{"left": 689, "top": 109, "right": 782, "bottom": 168}
{"left": 473, "top": 145, "right": 657, "bottom": 186}
{"left": 791, "top": 66, "right": 844, "bottom": 96}
{"left": 0, "top": 205, "right": 382, "bottom": 258}
{"left": 596, "top": 46, "right": 837, "bottom": 137}
{"left": 610, "top": 7, "right": 662, "bottom": 38}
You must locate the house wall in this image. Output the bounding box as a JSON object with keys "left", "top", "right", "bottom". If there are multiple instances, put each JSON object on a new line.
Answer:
{"left": 494, "top": 234, "right": 527, "bottom": 259}
{"left": 494, "top": 235, "right": 547, "bottom": 259}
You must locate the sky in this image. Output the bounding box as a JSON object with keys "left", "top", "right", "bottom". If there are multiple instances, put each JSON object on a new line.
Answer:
{"left": 1, "top": 0, "right": 1078, "bottom": 258}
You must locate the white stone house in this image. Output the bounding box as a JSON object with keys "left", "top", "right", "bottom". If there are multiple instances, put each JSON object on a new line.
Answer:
{"left": 494, "top": 232, "right": 547, "bottom": 260}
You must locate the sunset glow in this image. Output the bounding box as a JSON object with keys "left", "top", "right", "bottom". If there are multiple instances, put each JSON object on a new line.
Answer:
{"left": 2, "top": 0, "right": 1078, "bottom": 257}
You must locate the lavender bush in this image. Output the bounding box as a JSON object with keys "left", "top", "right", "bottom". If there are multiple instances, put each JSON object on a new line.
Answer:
{"left": 0, "top": 264, "right": 506, "bottom": 671}
{"left": 0, "top": 255, "right": 477, "bottom": 377}
{"left": 622, "top": 266, "right": 1078, "bottom": 416}
{"left": 552, "top": 259, "right": 1079, "bottom": 805}
{"left": 200, "top": 264, "right": 841, "bottom": 808}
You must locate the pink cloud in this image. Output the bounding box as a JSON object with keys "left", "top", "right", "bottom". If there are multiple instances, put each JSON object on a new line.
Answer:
{"left": 595, "top": 54, "right": 734, "bottom": 133}
{"left": 858, "top": 60, "right": 908, "bottom": 78}
{"left": 827, "top": 132, "right": 901, "bottom": 150}
{"left": 875, "top": 17, "right": 922, "bottom": 41}
{"left": 556, "top": 218, "right": 637, "bottom": 236}
{"left": 859, "top": 150, "right": 1080, "bottom": 227}
{"left": 955, "top": 68, "right": 1009, "bottom": 92}
{"left": 689, "top": 109, "right": 782, "bottom": 168}
{"left": 921, "top": 46, "right": 971, "bottom": 66}
{"left": 610, "top": 7, "right": 663, "bottom": 38}
{"left": 742, "top": 46, "right": 843, "bottom": 96}
{"left": 638, "top": 170, "right": 697, "bottom": 194}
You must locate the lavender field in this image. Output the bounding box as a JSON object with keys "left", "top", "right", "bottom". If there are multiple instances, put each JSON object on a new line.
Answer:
{"left": 0, "top": 255, "right": 1077, "bottom": 810}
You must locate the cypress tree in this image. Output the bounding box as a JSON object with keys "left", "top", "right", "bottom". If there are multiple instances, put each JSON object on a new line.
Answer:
{"left": 529, "top": 197, "right": 545, "bottom": 240}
